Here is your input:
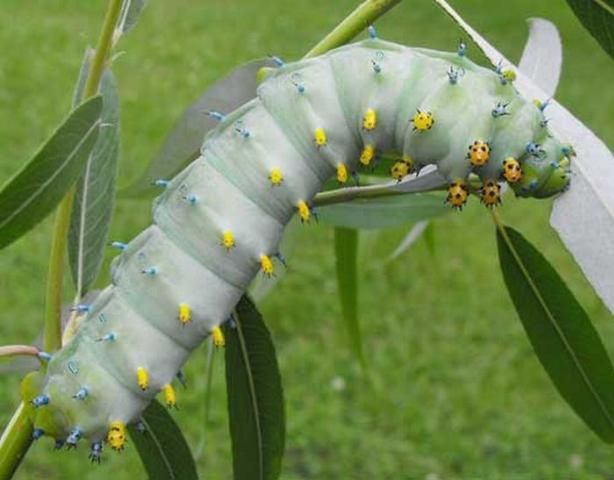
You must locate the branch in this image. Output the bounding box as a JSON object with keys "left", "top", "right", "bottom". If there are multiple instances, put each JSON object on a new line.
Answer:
{"left": 43, "top": 0, "right": 123, "bottom": 354}
{"left": 303, "top": 0, "right": 403, "bottom": 58}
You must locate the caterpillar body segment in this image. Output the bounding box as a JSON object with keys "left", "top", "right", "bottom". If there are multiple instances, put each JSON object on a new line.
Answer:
{"left": 29, "top": 38, "right": 570, "bottom": 453}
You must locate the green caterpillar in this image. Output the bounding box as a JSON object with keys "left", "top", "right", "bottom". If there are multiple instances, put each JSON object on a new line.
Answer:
{"left": 25, "top": 35, "right": 572, "bottom": 461}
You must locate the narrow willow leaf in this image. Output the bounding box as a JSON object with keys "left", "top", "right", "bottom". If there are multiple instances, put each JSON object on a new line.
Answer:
{"left": 123, "top": 59, "right": 274, "bottom": 197}
{"left": 115, "top": 0, "right": 147, "bottom": 37}
{"left": 386, "top": 220, "right": 429, "bottom": 262}
{"left": 433, "top": 0, "right": 614, "bottom": 314}
{"left": 318, "top": 193, "right": 448, "bottom": 229}
{"left": 334, "top": 227, "right": 367, "bottom": 371}
{"left": 496, "top": 225, "right": 614, "bottom": 443}
{"left": 0, "top": 96, "right": 102, "bottom": 250}
{"left": 128, "top": 400, "right": 198, "bottom": 480}
{"left": 204, "top": 338, "right": 216, "bottom": 426}
{"left": 72, "top": 47, "right": 95, "bottom": 107}
{"left": 224, "top": 296, "right": 285, "bottom": 480}
{"left": 68, "top": 69, "right": 120, "bottom": 295}
{"left": 566, "top": 0, "right": 614, "bottom": 58}
{"left": 384, "top": 167, "right": 447, "bottom": 193}
{"left": 518, "top": 18, "right": 562, "bottom": 97}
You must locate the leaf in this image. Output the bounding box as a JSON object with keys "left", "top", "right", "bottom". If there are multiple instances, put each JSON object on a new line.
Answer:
{"left": 128, "top": 399, "right": 198, "bottom": 480}
{"left": 68, "top": 69, "right": 120, "bottom": 295}
{"left": 518, "top": 18, "right": 562, "bottom": 97}
{"left": 224, "top": 296, "right": 285, "bottom": 480}
{"left": 386, "top": 220, "right": 430, "bottom": 262}
{"left": 566, "top": 0, "right": 614, "bottom": 58}
{"left": 0, "top": 96, "right": 103, "bottom": 250}
{"left": 496, "top": 225, "right": 614, "bottom": 443}
{"left": 334, "top": 227, "right": 367, "bottom": 371}
{"left": 432, "top": 0, "right": 614, "bottom": 315}
{"left": 115, "top": 0, "right": 148, "bottom": 37}
{"left": 72, "top": 48, "right": 95, "bottom": 107}
{"left": 205, "top": 338, "right": 216, "bottom": 427}
{"left": 122, "top": 59, "right": 274, "bottom": 197}
{"left": 318, "top": 193, "right": 448, "bottom": 229}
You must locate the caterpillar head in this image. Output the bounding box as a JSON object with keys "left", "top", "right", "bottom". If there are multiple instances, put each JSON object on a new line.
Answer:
{"left": 510, "top": 138, "right": 572, "bottom": 199}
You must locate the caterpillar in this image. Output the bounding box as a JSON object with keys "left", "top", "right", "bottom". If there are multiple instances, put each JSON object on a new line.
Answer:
{"left": 24, "top": 36, "right": 573, "bottom": 461}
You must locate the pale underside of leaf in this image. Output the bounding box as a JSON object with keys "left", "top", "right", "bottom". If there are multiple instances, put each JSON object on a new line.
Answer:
{"left": 386, "top": 220, "right": 430, "bottom": 262}
{"left": 433, "top": 0, "right": 614, "bottom": 313}
{"left": 69, "top": 68, "right": 120, "bottom": 296}
{"left": 114, "top": 0, "right": 147, "bottom": 41}
{"left": 518, "top": 18, "right": 562, "bottom": 97}
{"left": 123, "top": 58, "right": 275, "bottom": 197}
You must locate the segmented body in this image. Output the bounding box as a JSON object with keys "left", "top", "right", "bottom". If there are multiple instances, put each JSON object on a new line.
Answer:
{"left": 30, "top": 38, "right": 571, "bottom": 453}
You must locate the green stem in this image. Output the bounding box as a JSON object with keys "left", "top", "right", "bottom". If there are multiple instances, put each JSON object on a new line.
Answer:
{"left": 303, "top": 0, "right": 403, "bottom": 58}
{"left": 313, "top": 177, "right": 447, "bottom": 207}
{"left": 43, "top": 0, "right": 123, "bottom": 354}
{"left": 313, "top": 183, "right": 399, "bottom": 207}
{"left": 43, "top": 193, "right": 75, "bottom": 353}
{"left": 0, "top": 404, "right": 33, "bottom": 480}
{"left": 0, "top": 2, "right": 125, "bottom": 479}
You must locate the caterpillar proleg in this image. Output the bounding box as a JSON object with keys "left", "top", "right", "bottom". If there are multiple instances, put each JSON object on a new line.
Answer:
{"left": 27, "top": 37, "right": 572, "bottom": 458}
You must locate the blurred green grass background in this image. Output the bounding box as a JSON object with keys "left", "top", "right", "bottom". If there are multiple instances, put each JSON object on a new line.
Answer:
{"left": 0, "top": 0, "right": 613, "bottom": 478}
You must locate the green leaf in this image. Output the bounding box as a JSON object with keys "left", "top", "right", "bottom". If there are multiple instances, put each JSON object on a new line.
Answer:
{"left": 68, "top": 69, "right": 120, "bottom": 295}
{"left": 205, "top": 338, "right": 216, "bottom": 426}
{"left": 496, "top": 225, "right": 614, "bottom": 443}
{"left": 334, "top": 227, "right": 367, "bottom": 371}
{"left": 386, "top": 220, "right": 430, "bottom": 262}
{"left": 224, "top": 296, "right": 285, "bottom": 480}
{"left": 128, "top": 399, "right": 198, "bottom": 480}
{"left": 566, "top": 0, "right": 614, "bottom": 58}
{"left": 0, "top": 96, "right": 103, "bottom": 250}
{"left": 317, "top": 193, "right": 448, "bottom": 229}
{"left": 72, "top": 47, "right": 95, "bottom": 107}
{"left": 116, "top": 0, "right": 148, "bottom": 36}
{"left": 122, "top": 59, "right": 273, "bottom": 198}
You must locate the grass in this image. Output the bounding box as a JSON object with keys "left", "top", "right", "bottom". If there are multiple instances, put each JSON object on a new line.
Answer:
{"left": 0, "top": 0, "right": 613, "bottom": 478}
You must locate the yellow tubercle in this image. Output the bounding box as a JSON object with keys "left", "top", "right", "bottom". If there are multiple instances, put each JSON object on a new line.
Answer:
{"left": 336, "top": 163, "right": 348, "bottom": 184}
{"left": 446, "top": 180, "right": 469, "bottom": 210}
{"left": 136, "top": 367, "right": 149, "bottom": 391}
{"left": 178, "top": 303, "right": 191, "bottom": 325}
{"left": 107, "top": 421, "right": 126, "bottom": 451}
{"left": 162, "top": 384, "right": 177, "bottom": 408}
{"left": 297, "top": 200, "right": 311, "bottom": 223}
{"left": 502, "top": 157, "right": 522, "bottom": 183}
{"left": 468, "top": 140, "right": 490, "bottom": 166}
{"left": 501, "top": 69, "right": 516, "bottom": 82}
{"left": 260, "top": 254, "right": 274, "bottom": 276}
{"left": 221, "top": 230, "right": 235, "bottom": 250}
{"left": 480, "top": 180, "right": 502, "bottom": 207}
{"left": 212, "top": 326, "right": 225, "bottom": 347}
{"left": 362, "top": 108, "right": 377, "bottom": 130}
{"left": 314, "top": 128, "right": 327, "bottom": 147}
{"left": 269, "top": 167, "right": 283, "bottom": 186}
{"left": 359, "top": 144, "right": 375, "bottom": 166}
{"left": 390, "top": 156, "right": 413, "bottom": 181}
{"left": 412, "top": 110, "right": 434, "bottom": 131}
